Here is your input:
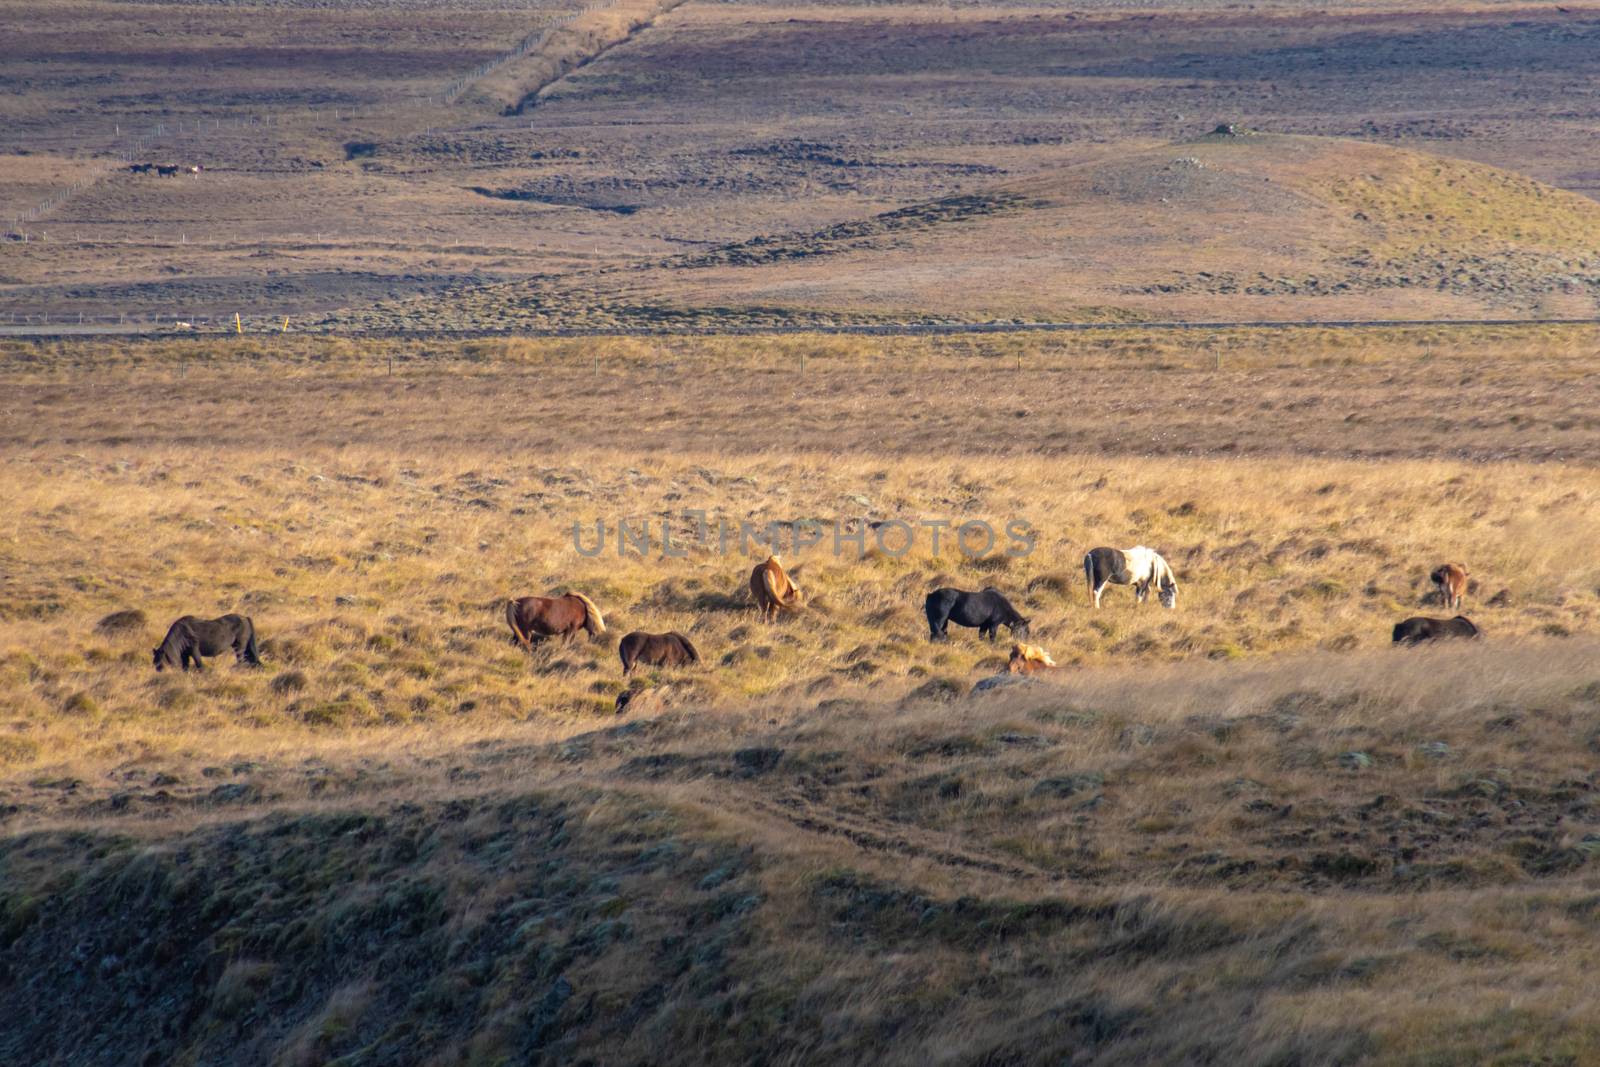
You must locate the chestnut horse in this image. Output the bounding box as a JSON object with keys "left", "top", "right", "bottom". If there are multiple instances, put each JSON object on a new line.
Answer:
{"left": 505, "top": 592, "right": 606, "bottom": 648}
{"left": 1431, "top": 563, "right": 1468, "bottom": 610}
{"left": 750, "top": 555, "right": 803, "bottom": 621}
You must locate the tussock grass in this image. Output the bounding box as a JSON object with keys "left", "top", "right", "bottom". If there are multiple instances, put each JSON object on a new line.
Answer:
{"left": 3, "top": 338, "right": 1600, "bottom": 1064}
{"left": 1, "top": 438, "right": 1596, "bottom": 782}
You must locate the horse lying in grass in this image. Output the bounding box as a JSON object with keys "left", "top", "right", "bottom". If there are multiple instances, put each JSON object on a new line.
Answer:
{"left": 153, "top": 614, "right": 260, "bottom": 671}
{"left": 1008, "top": 643, "right": 1057, "bottom": 674}
{"left": 1392, "top": 615, "right": 1480, "bottom": 646}
{"left": 506, "top": 592, "right": 606, "bottom": 648}
{"left": 925, "top": 587, "right": 1030, "bottom": 642}
{"left": 619, "top": 631, "right": 700, "bottom": 674}
{"left": 1084, "top": 546, "right": 1178, "bottom": 609}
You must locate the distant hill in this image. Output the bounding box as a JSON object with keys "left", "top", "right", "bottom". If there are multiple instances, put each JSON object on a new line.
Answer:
{"left": 338, "top": 133, "right": 1600, "bottom": 330}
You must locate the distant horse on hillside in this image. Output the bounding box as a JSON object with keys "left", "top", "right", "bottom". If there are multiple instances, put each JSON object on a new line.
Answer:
{"left": 153, "top": 614, "right": 260, "bottom": 671}
{"left": 1392, "top": 615, "right": 1480, "bottom": 646}
{"left": 925, "top": 587, "right": 1030, "bottom": 642}
{"left": 506, "top": 592, "right": 606, "bottom": 648}
{"left": 155, "top": 164, "right": 182, "bottom": 177}
{"left": 1084, "top": 546, "right": 1178, "bottom": 609}
{"left": 750, "top": 555, "right": 803, "bottom": 621}
{"left": 1431, "top": 563, "right": 1469, "bottom": 610}
{"left": 127, "top": 162, "right": 154, "bottom": 175}
{"left": 619, "top": 631, "right": 700, "bottom": 673}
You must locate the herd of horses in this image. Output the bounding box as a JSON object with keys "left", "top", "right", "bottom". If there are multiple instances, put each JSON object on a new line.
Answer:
{"left": 127, "top": 162, "right": 203, "bottom": 177}
{"left": 148, "top": 547, "right": 1484, "bottom": 681}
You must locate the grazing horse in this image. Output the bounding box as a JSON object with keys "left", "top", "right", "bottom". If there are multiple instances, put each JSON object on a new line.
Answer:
{"left": 156, "top": 164, "right": 181, "bottom": 177}
{"left": 750, "top": 555, "right": 802, "bottom": 620}
{"left": 1008, "top": 643, "right": 1057, "bottom": 674}
{"left": 127, "top": 162, "right": 154, "bottom": 175}
{"left": 1392, "top": 616, "right": 1480, "bottom": 646}
{"left": 925, "top": 587, "right": 1030, "bottom": 642}
{"left": 1084, "top": 546, "right": 1178, "bottom": 609}
{"left": 152, "top": 614, "right": 260, "bottom": 671}
{"left": 1431, "top": 563, "right": 1469, "bottom": 610}
{"left": 618, "top": 631, "right": 700, "bottom": 673}
{"left": 505, "top": 592, "right": 606, "bottom": 648}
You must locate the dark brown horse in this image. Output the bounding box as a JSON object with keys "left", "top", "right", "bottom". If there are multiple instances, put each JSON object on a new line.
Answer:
{"left": 1392, "top": 615, "right": 1480, "bottom": 646}
{"left": 618, "top": 631, "right": 700, "bottom": 673}
{"left": 505, "top": 592, "right": 606, "bottom": 648}
{"left": 152, "top": 614, "right": 260, "bottom": 671}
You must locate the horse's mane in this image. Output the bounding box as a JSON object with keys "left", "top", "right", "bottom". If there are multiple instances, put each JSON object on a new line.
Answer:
{"left": 567, "top": 591, "right": 606, "bottom": 633}
{"left": 1010, "top": 643, "right": 1055, "bottom": 667}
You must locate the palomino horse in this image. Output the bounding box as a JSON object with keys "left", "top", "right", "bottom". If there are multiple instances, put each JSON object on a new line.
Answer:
{"left": 618, "top": 631, "right": 700, "bottom": 673}
{"left": 925, "top": 587, "right": 1030, "bottom": 642}
{"left": 1431, "top": 564, "right": 1468, "bottom": 610}
{"left": 750, "top": 555, "right": 802, "bottom": 620}
{"left": 1393, "top": 616, "right": 1480, "bottom": 645}
{"left": 505, "top": 592, "right": 606, "bottom": 648}
{"left": 153, "top": 614, "right": 260, "bottom": 671}
{"left": 1008, "top": 643, "right": 1057, "bottom": 674}
{"left": 1084, "top": 546, "right": 1178, "bottom": 609}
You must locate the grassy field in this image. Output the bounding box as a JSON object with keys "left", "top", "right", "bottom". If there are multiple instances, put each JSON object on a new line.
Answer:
{"left": 3, "top": 330, "right": 1599, "bottom": 1063}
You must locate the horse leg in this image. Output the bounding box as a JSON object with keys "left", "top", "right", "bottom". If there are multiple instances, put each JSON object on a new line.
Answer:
{"left": 1092, "top": 581, "right": 1104, "bottom": 609}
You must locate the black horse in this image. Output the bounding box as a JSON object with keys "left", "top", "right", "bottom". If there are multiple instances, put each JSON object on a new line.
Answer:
{"left": 1392, "top": 615, "right": 1480, "bottom": 646}
{"left": 153, "top": 614, "right": 260, "bottom": 671}
{"left": 925, "top": 587, "right": 1030, "bottom": 642}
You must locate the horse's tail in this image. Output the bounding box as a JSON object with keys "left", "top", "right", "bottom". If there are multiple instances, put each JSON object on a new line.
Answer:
{"left": 761, "top": 565, "right": 796, "bottom": 611}
{"left": 505, "top": 599, "right": 534, "bottom": 649}
{"left": 1083, "top": 552, "right": 1096, "bottom": 599}
{"left": 244, "top": 617, "right": 261, "bottom": 665}
{"left": 569, "top": 592, "right": 605, "bottom": 634}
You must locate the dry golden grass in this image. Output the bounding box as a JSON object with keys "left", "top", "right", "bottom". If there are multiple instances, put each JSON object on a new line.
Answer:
{"left": 3, "top": 334, "right": 1599, "bottom": 1064}
{"left": 1, "top": 438, "right": 1596, "bottom": 785}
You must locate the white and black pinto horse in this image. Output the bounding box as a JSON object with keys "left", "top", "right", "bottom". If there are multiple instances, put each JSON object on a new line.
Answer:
{"left": 1084, "top": 546, "right": 1178, "bottom": 609}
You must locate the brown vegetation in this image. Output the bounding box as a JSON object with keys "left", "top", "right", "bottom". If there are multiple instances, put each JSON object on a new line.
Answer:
{"left": 5, "top": 2, "right": 1599, "bottom": 327}
{"left": 3, "top": 332, "right": 1599, "bottom": 1061}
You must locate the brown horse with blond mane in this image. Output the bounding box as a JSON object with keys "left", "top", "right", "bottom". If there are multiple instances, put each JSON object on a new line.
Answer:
{"left": 750, "top": 555, "right": 803, "bottom": 621}
{"left": 505, "top": 592, "right": 606, "bottom": 648}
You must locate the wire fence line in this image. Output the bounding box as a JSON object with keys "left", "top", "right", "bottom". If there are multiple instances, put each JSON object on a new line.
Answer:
{"left": 8, "top": 115, "right": 288, "bottom": 230}
{"left": 440, "top": 0, "right": 618, "bottom": 105}
{"left": 5, "top": 315, "right": 1599, "bottom": 342}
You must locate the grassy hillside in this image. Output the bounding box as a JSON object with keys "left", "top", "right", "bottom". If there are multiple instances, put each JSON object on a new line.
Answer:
{"left": 5, "top": 639, "right": 1600, "bottom": 1065}
{"left": 336, "top": 133, "right": 1600, "bottom": 330}
{"left": 9, "top": 4, "right": 1600, "bottom": 329}
{"left": 3, "top": 332, "right": 1599, "bottom": 1064}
